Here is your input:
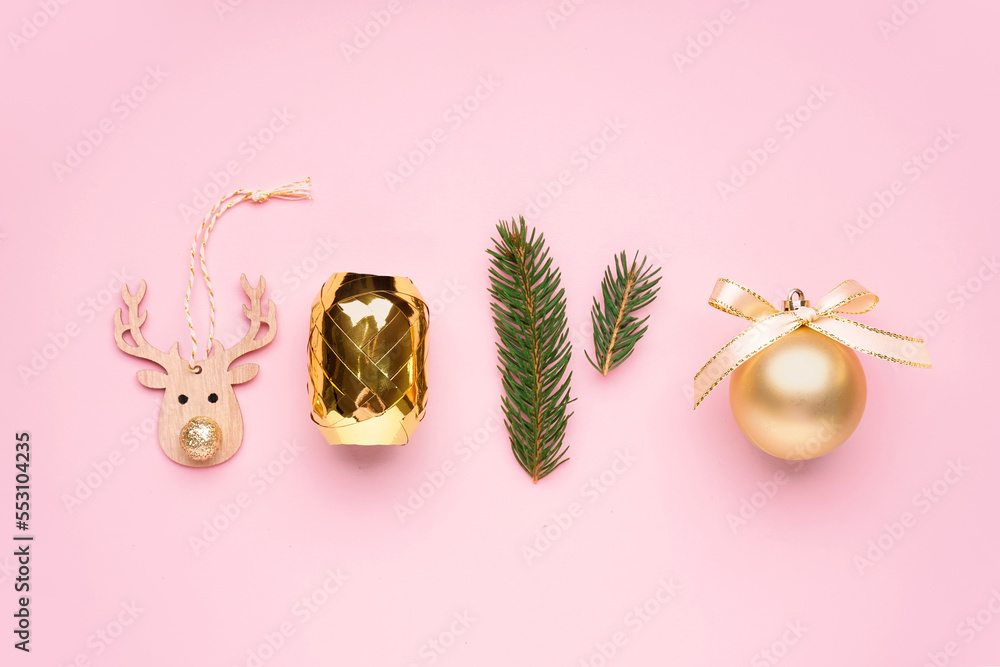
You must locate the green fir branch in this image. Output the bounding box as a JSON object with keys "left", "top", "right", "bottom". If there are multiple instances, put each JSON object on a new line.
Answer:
{"left": 586, "top": 251, "right": 661, "bottom": 376}
{"left": 487, "top": 216, "right": 574, "bottom": 483}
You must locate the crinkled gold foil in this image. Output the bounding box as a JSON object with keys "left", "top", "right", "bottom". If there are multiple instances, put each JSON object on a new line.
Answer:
{"left": 308, "top": 273, "right": 429, "bottom": 445}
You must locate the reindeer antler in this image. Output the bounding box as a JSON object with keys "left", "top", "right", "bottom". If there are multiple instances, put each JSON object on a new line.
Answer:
{"left": 222, "top": 274, "right": 277, "bottom": 366}
{"left": 114, "top": 281, "right": 177, "bottom": 369}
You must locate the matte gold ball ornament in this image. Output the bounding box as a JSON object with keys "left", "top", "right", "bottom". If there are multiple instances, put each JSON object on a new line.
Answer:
{"left": 729, "top": 291, "right": 867, "bottom": 460}
{"left": 694, "top": 279, "right": 931, "bottom": 461}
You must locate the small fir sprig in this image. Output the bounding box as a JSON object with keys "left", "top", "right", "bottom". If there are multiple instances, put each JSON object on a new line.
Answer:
{"left": 487, "top": 217, "right": 574, "bottom": 483}
{"left": 586, "top": 251, "right": 661, "bottom": 376}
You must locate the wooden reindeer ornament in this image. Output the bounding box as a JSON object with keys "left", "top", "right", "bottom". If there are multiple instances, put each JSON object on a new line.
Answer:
{"left": 113, "top": 179, "right": 310, "bottom": 467}
{"left": 114, "top": 276, "right": 275, "bottom": 466}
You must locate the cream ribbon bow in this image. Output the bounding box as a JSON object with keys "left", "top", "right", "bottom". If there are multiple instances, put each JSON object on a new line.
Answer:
{"left": 693, "top": 278, "right": 931, "bottom": 409}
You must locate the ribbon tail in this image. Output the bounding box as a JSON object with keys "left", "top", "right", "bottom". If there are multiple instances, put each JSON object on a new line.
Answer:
{"left": 693, "top": 313, "right": 802, "bottom": 409}
{"left": 807, "top": 315, "right": 932, "bottom": 368}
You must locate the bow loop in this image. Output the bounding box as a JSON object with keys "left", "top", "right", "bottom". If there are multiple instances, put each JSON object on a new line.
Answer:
{"left": 708, "top": 278, "right": 778, "bottom": 322}
{"left": 813, "top": 279, "right": 879, "bottom": 316}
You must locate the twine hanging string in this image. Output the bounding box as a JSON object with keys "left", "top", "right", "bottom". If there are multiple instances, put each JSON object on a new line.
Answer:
{"left": 184, "top": 178, "right": 311, "bottom": 368}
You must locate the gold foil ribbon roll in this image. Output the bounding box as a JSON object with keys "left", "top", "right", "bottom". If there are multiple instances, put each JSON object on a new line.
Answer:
{"left": 308, "top": 273, "right": 429, "bottom": 445}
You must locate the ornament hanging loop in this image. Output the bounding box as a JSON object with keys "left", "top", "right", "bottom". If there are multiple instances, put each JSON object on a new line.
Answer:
{"left": 185, "top": 177, "right": 311, "bottom": 363}
{"left": 783, "top": 289, "right": 809, "bottom": 311}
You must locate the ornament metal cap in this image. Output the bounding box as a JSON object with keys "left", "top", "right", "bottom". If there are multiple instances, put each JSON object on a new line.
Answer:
{"left": 783, "top": 288, "right": 809, "bottom": 311}
{"left": 308, "top": 272, "right": 429, "bottom": 446}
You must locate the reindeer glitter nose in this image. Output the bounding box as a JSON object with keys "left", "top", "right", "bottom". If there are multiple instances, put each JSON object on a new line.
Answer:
{"left": 178, "top": 416, "right": 222, "bottom": 462}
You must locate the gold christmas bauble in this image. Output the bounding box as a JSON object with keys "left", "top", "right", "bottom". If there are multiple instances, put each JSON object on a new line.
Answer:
{"left": 729, "top": 327, "right": 867, "bottom": 460}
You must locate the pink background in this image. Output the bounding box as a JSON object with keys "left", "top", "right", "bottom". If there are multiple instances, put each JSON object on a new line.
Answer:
{"left": 3, "top": 0, "right": 1000, "bottom": 665}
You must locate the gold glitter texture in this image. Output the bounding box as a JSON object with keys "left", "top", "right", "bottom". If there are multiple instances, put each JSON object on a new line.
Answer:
{"left": 179, "top": 416, "right": 222, "bottom": 461}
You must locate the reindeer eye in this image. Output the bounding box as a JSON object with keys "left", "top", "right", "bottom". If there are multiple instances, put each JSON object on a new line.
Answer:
{"left": 208, "top": 393, "right": 219, "bottom": 403}
{"left": 178, "top": 394, "right": 189, "bottom": 404}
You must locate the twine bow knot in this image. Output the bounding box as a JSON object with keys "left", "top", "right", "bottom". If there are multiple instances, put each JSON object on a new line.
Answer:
{"left": 693, "top": 278, "right": 931, "bottom": 409}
